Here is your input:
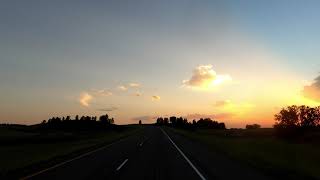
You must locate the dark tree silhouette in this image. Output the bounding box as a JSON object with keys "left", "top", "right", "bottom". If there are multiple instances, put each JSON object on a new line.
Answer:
{"left": 246, "top": 124, "right": 261, "bottom": 129}
{"left": 275, "top": 105, "right": 320, "bottom": 129}
{"left": 99, "top": 114, "right": 114, "bottom": 124}
{"left": 274, "top": 105, "right": 320, "bottom": 138}
{"left": 40, "top": 114, "right": 116, "bottom": 131}
{"left": 156, "top": 116, "right": 226, "bottom": 130}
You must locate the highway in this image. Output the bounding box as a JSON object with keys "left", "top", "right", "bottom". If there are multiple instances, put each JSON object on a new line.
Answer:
{"left": 23, "top": 126, "right": 271, "bottom": 180}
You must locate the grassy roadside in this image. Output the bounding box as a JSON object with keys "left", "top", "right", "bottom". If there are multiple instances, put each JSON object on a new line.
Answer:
{"left": 0, "top": 125, "right": 143, "bottom": 178}
{"left": 170, "top": 128, "right": 320, "bottom": 179}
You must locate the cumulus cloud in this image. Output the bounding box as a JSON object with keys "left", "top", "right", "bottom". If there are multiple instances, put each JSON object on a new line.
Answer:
{"left": 79, "top": 92, "right": 93, "bottom": 107}
{"left": 303, "top": 75, "right": 320, "bottom": 101}
{"left": 183, "top": 65, "right": 231, "bottom": 89}
{"left": 152, "top": 95, "right": 161, "bottom": 101}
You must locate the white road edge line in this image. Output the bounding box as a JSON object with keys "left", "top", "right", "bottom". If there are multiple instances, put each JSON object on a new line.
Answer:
{"left": 20, "top": 137, "right": 128, "bottom": 180}
{"left": 116, "top": 159, "right": 129, "bottom": 171}
{"left": 161, "top": 128, "right": 207, "bottom": 180}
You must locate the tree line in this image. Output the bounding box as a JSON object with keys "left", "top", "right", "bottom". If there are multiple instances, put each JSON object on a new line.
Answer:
{"left": 39, "top": 114, "right": 115, "bottom": 131}
{"left": 155, "top": 116, "right": 226, "bottom": 130}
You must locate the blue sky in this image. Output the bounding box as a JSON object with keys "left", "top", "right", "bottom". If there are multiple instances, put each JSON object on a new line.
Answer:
{"left": 1, "top": 0, "right": 320, "bottom": 126}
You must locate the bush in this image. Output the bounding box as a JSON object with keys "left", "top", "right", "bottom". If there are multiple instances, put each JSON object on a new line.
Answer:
{"left": 246, "top": 124, "right": 261, "bottom": 129}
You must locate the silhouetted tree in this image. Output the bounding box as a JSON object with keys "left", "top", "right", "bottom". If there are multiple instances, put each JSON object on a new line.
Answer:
{"left": 275, "top": 105, "right": 300, "bottom": 129}
{"left": 274, "top": 105, "right": 320, "bottom": 138}
{"left": 110, "top": 118, "right": 114, "bottom": 124}
{"left": 170, "top": 116, "right": 177, "bottom": 125}
{"left": 156, "top": 117, "right": 164, "bottom": 125}
{"left": 275, "top": 105, "right": 320, "bottom": 129}
{"left": 139, "top": 120, "right": 142, "bottom": 125}
{"left": 156, "top": 116, "right": 225, "bottom": 130}
{"left": 164, "top": 118, "right": 169, "bottom": 125}
{"left": 99, "top": 114, "right": 114, "bottom": 124}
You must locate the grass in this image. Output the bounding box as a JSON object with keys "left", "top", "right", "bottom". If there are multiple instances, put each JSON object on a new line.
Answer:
{"left": 171, "top": 128, "right": 320, "bottom": 179}
{"left": 0, "top": 125, "right": 142, "bottom": 177}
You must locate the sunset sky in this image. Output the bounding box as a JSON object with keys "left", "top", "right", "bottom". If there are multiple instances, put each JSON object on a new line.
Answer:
{"left": 1, "top": 0, "right": 320, "bottom": 127}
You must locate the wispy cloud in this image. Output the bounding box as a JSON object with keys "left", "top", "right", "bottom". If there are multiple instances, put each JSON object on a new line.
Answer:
{"left": 152, "top": 95, "right": 161, "bottom": 101}
{"left": 118, "top": 82, "right": 141, "bottom": 91}
{"left": 92, "top": 89, "right": 113, "bottom": 96}
{"left": 214, "top": 100, "right": 231, "bottom": 107}
{"left": 97, "top": 106, "right": 118, "bottom": 112}
{"left": 79, "top": 92, "right": 93, "bottom": 107}
{"left": 129, "top": 83, "right": 140, "bottom": 88}
{"left": 183, "top": 65, "right": 231, "bottom": 89}
{"left": 185, "top": 113, "right": 233, "bottom": 121}
{"left": 303, "top": 75, "right": 320, "bottom": 101}
{"left": 213, "top": 100, "right": 255, "bottom": 117}
{"left": 118, "top": 86, "right": 128, "bottom": 91}
{"left": 134, "top": 92, "right": 142, "bottom": 96}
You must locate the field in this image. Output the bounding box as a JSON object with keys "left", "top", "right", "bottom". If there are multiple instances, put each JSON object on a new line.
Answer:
{"left": 172, "top": 128, "right": 320, "bottom": 179}
{"left": 0, "top": 125, "right": 141, "bottom": 178}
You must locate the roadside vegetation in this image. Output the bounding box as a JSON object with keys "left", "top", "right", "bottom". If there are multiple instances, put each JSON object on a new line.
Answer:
{"left": 156, "top": 116, "right": 226, "bottom": 130}
{"left": 157, "top": 105, "right": 320, "bottom": 179}
{"left": 0, "top": 114, "right": 142, "bottom": 178}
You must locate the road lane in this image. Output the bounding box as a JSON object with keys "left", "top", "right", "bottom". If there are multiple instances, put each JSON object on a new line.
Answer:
{"left": 27, "top": 129, "right": 145, "bottom": 180}
{"left": 24, "top": 126, "right": 271, "bottom": 180}
{"left": 113, "top": 126, "right": 201, "bottom": 180}
{"left": 161, "top": 128, "right": 206, "bottom": 180}
{"left": 165, "top": 127, "right": 272, "bottom": 180}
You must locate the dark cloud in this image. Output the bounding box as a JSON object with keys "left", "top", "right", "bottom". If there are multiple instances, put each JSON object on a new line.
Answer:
{"left": 303, "top": 75, "right": 320, "bottom": 101}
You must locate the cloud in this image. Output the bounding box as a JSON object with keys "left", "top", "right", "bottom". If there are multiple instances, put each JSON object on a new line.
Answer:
{"left": 118, "top": 82, "right": 141, "bottom": 91}
{"left": 185, "top": 113, "right": 234, "bottom": 121}
{"left": 118, "top": 86, "right": 128, "bottom": 91}
{"left": 134, "top": 92, "right": 142, "bottom": 96}
{"left": 79, "top": 92, "right": 93, "bottom": 107}
{"left": 92, "top": 89, "right": 113, "bottom": 96}
{"left": 213, "top": 100, "right": 255, "bottom": 117}
{"left": 97, "top": 106, "right": 118, "bottom": 112}
{"left": 303, "top": 75, "right": 320, "bottom": 101}
{"left": 183, "top": 65, "right": 231, "bottom": 89}
{"left": 129, "top": 83, "right": 140, "bottom": 88}
{"left": 214, "top": 100, "right": 231, "bottom": 107}
{"left": 152, "top": 95, "right": 161, "bottom": 101}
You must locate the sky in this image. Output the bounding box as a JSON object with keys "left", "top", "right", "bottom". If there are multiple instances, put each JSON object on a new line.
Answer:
{"left": 1, "top": 0, "right": 320, "bottom": 127}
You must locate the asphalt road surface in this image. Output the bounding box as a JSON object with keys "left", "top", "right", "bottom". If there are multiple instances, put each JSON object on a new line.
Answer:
{"left": 23, "top": 126, "right": 271, "bottom": 180}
